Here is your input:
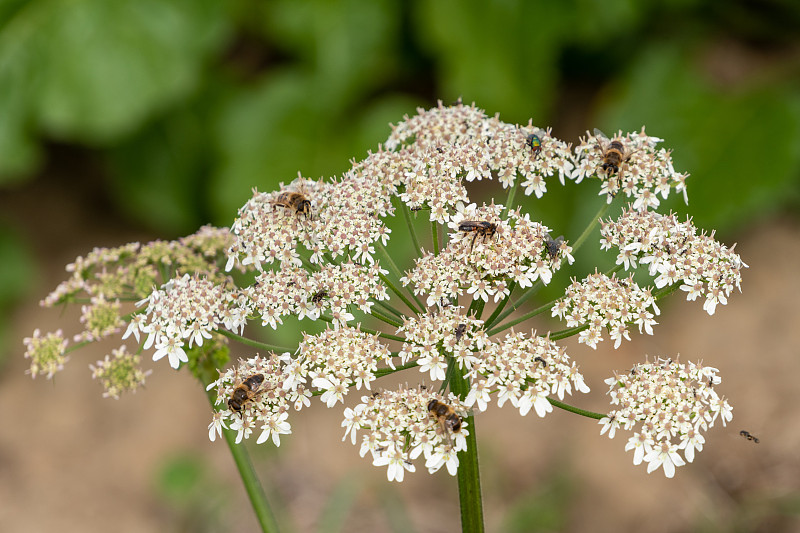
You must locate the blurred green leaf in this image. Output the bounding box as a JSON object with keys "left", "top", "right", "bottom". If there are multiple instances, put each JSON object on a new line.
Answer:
{"left": 0, "top": 0, "right": 229, "bottom": 178}
{"left": 0, "top": 224, "right": 35, "bottom": 365}
{"left": 597, "top": 41, "right": 800, "bottom": 233}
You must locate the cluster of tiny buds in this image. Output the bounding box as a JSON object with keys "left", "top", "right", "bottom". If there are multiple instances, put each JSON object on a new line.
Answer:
{"left": 402, "top": 203, "right": 573, "bottom": 306}
{"left": 342, "top": 387, "right": 469, "bottom": 482}
{"left": 572, "top": 128, "right": 688, "bottom": 208}
{"left": 600, "top": 207, "right": 747, "bottom": 315}
{"left": 465, "top": 330, "right": 590, "bottom": 416}
{"left": 89, "top": 346, "right": 151, "bottom": 399}
{"left": 242, "top": 261, "right": 390, "bottom": 329}
{"left": 127, "top": 274, "right": 247, "bottom": 369}
{"left": 23, "top": 329, "right": 69, "bottom": 379}
{"left": 551, "top": 271, "right": 660, "bottom": 349}
{"left": 207, "top": 353, "right": 305, "bottom": 446}
{"left": 600, "top": 356, "right": 732, "bottom": 478}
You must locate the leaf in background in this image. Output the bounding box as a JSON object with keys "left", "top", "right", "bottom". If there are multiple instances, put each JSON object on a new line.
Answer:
{"left": 0, "top": 0, "right": 229, "bottom": 178}
{"left": 597, "top": 41, "right": 800, "bottom": 233}
{"left": 0, "top": 223, "right": 35, "bottom": 364}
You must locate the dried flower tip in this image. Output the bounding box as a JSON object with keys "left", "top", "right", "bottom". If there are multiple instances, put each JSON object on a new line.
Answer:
{"left": 89, "top": 346, "right": 152, "bottom": 399}
{"left": 75, "top": 294, "right": 125, "bottom": 343}
{"left": 601, "top": 356, "right": 733, "bottom": 478}
{"left": 23, "top": 329, "right": 69, "bottom": 379}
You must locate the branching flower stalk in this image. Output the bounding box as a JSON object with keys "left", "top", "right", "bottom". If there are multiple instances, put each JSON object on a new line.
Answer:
{"left": 24, "top": 102, "right": 747, "bottom": 533}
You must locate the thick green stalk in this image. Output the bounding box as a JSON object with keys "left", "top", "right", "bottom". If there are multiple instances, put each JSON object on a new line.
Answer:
{"left": 400, "top": 202, "right": 424, "bottom": 259}
{"left": 217, "top": 330, "right": 292, "bottom": 353}
{"left": 198, "top": 364, "right": 280, "bottom": 533}
{"left": 431, "top": 220, "right": 440, "bottom": 255}
{"left": 449, "top": 363, "right": 484, "bottom": 532}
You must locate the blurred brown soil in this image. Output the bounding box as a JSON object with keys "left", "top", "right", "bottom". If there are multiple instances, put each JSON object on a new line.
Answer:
{"left": 2, "top": 175, "right": 799, "bottom": 532}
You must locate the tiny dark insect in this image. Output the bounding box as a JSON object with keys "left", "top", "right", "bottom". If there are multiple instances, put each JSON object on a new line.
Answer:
{"left": 534, "top": 356, "right": 547, "bottom": 367}
{"left": 311, "top": 290, "right": 328, "bottom": 305}
{"left": 454, "top": 323, "right": 467, "bottom": 342}
{"left": 543, "top": 233, "right": 564, "bottom": 261}
{"left": 739, "top": 430, "right": 760, "bottom": 444}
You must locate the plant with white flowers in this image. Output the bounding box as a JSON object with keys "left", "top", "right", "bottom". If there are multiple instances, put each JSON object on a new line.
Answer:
{"left": 25, "top": 101, "right": 745, "bottom": 533}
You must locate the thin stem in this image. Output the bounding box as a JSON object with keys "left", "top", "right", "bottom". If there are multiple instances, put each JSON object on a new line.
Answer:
{"left": 378, "top": 272, "right": 421, "bottom": 316}
{"left": 376, "top": 243, "right": 425, "bottom": 313}
{"left": 317, "top": 314, "right": 406, "bottom": 343}
{"left": 370, "top": 308, "right": 403, "bottom": 328}
{"left": 371, "top": 298, "right": 406, "bottom": 320}
{"left": 502, "top": 179, "right": 519, "bottom": 216}
{"left": 449, "top": 362, "right": 484, "bottom": 532}
{"left": 431, "top": 220, "right": 440, "bottom": 255}
{"left": 481, "top": 282, "right": 516, "bottom": 330}
{"left": 547, "top": 397, "right": 604, "bottom": 419}
{"left": 375, "top": 361, "right": 419, "bottom": 378}
{"left": 486, "top": 298, "right": 558, "bottom": 337}
{"left": 400, "top": 202, "right": 424, "bottom": 259}
{"left": 217, "top": 330, "right": 292, "bottom": 353}
{"left": 571, "top": 201, "right": 613, "bottom": 256}
{"left": 549, "top": 324, "right": 589, "bottom": 341}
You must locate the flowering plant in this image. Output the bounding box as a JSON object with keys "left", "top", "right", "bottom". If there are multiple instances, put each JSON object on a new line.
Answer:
{"left": 24, "top": 101, "right": 746, "bottom": 532}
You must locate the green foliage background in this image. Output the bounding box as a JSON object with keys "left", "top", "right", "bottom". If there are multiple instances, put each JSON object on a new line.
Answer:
{"left": 3, "top": 0, "right": 799, "bottom": 365}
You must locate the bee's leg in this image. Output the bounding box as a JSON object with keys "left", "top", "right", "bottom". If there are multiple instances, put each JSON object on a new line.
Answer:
{"left": 469, "top": 233, "right": 477, "bottom": 253}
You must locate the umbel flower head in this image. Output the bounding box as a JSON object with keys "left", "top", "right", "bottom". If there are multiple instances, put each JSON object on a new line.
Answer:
{"left": 28, "top": 101, "right": 745, "bottom": 484}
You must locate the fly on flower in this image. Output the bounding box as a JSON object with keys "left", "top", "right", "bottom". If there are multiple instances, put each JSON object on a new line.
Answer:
{"left": 228, "top": 373, "right": 270, "bottom": 419}
{"left": 458, "top": 220, "right": 498, "bottom": 253}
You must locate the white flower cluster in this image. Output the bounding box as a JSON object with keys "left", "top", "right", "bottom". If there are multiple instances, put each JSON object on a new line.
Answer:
{"left": 465, "top": 330, "right": 590, "bottom": 415}
{"left": 384, "top": 101, "right": 574, "bottom": 222}
{"left": 572, "top": 128, "right": 689, "bottom": 208}
{"left": 402, "top": 203, "right": 572, "bottom": 306}
{"left": 600, "top": 357, "right": 733, "bottom": 478}
{"left": 397, "top": 306, "right": 489, "bottom": 380}
{"left": 207, "top": 353, "right": 307, "bottom": 446}
{"left": 242, "top": 261, "right": 390, "bottom": 328}
{"left": 342, "top": 388, "right": 469, "bottom": 482}
{"left": 226, "top": 174, "right": 395, "bottom": 272}
{"left": 128, "top": 274, "right": 247, "bottom": 369}
{"left": 600, "top": 207, "right": 748, "bottom": 315}
{"left": 295, "top": 326, "right": 394, "bottom": 407}
{"left": 551, "top": 272, "right": 660, "bottom": 349}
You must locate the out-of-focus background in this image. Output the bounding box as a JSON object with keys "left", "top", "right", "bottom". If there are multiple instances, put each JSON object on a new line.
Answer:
{"left": 2, "top": 1, "right": 800, "bottom": 531}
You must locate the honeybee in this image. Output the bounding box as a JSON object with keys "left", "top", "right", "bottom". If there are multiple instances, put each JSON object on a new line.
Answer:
{"left": 454, "top": 323, "right": 467, "bottom": 342}
{"left": 739, "top": 430, "right": 760, "bottom": 444}
{"left": 594, "top": 129, "right": 633, "bottom": 176}
{"left": 273, "top": 191, "right": 313, "bottom": 220}
{"left": 458, "top": 220, "right": 498, "bottom": 252}
{"left": 543, "top": 233, "right": 564, "bottom": 261}
{"left": 427, "top": 398, "right": 463, "bottom": 439}
{"left": 228, "top": 373, "right": 268, "bottom": 418}
{"left": 311, "top": 290, "right": 328, "bottom": 305}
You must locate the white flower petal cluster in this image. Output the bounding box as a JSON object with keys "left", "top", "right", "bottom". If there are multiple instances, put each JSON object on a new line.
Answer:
{"left": 342, "top": 387, "right": 469, "bottom": 482}
{"left": 571, "top": 128, "right": 688, "bottom": 208}
{"left": 600, "top": 357, "right": 733, "bottom": 478}
{"left": 551, "top": 272, "right": 660, "bottom": 349}
{"left": 396, "top": 306, "right": 488, "bottom": 379}
{"left": 402, "top": 203, "right": 571, "bottom": 305}
{"left": 243, "top": 261, "right": 389, "bottom": 328}
{"left": 465, "top": 330, "right": 589, "bottom": 416}
{"left": 132, "top": 274, "right": 247, "bottom": 369}
{"left": 297, "top": 326, "right": 394, "bottom": 407}
{"left": 600, "top": 207, "right": 747, "bottom": 315}
{"left": 207, "top": 353, "right": 306, "bottom": 446}
{"left": 383, "top": 101, "right": 574, "bottom": 222}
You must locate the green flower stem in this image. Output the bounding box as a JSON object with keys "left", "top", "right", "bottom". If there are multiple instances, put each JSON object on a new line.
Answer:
{"left": 653, "top": 281, "right": 683, "bottom": 299}
{"left": 488, "top": 281, "right": 543, "bottom": 327}
{"left": 378, "top": 272, "right": 421, "bottom": 316}
{"left": 400, "top": 202, "right": 424, "bottom": 259}
{"left": 370, "top": 308, "right": 403, "bottom": 328}
{"left": 449, "top": 362, "right": 484, "bottom": 532}
{"left": 547, "top": 397, "right": 604, "bottom": 419}
{"left": 467, "top": 297, "right": 486, "bottom": 320}
{"left": 217, "top": 330, "right": 292, "bottom": 353}
{"left": 318, "top": 314, "right": 406, "bottom": 343}
{"left": 486, "top": 298, "right": 558, "bottom": 337}
{"left": 571, "top": 201, "right": 613, "bottom": 256}
{"left": 431, "top": 220, "right": 440, "bottom": 255}
{"left": 375, "top": 361, "right": 419, "bottom": 378}
{"left": 480, "top": 281, "right": 516, "bottom": 330}
{"left": 376, "top": 243, "right": 426, "bottom": 312}
{"left": 198, "top": 365, "right": 279, "bottom": 533}
{"left": 549, "top": 324, "right": 589, "bottom": 341}
{"left": 502, "top": 179, "right": 519, "bottom": 216}
{"left": 371, "top": 298, "right": 406, "bottom": 320}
